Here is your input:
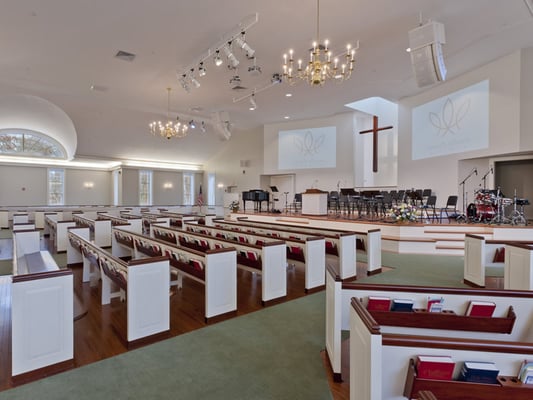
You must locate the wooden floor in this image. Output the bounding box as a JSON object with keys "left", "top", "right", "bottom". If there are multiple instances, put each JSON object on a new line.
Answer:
{"left": 0, "top": 235, "right": 347, "bottom": 393}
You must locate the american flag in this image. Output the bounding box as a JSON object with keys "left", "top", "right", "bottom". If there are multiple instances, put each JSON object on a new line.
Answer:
{"left": 196, "top": 184, "right": 204, "bottom": 206}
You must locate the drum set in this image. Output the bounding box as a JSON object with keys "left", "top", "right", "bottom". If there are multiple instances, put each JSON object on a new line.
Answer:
{"left": 467, "top": 189, "right": 529, "bottom": 225}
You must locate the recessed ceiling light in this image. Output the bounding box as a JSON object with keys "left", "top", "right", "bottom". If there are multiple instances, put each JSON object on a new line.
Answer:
{"left": 284, "top": 116, "right": 290, "bottom": 119}
{"left": 406, "top": 47, "right": 411, "bottom": 53}
{"left": 285, "top": 93, "right": 292, "bottom": 97}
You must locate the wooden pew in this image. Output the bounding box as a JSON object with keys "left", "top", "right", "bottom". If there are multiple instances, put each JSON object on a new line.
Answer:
{"left": 44, "top": 214, "right": 77, "bottom": 252}
{"left": 325, "top": 265, "right": 533, "bottom": 384}
{"left": 0, "top": 209, "right": 9, "bottom": 228}
{"left": 151, "top": 224, "right": 287, "bottom": 304}
{"left": 504, "top": 242, "right": 533, "bottom": 290}
{"left": 349, "top": 297, "right": 533, "bottom": 400}
{"left": 464, "top": 234, "right": 533, "bottom": 288}
{"left": 11, "top": 229, "right": 73, "bottom": 380}
{"left": 67, "top": 230, "right": 170, "bottom": 344}
{"left": 112, "top": 227, "right": 238, "bottom": 320}
{"left": 97, "top": 212, "right": 143, "bottom": 234}
{"left": 181, "top": 221, "right": 326, "bottom": 292}
{"left": 72, "top": 213, "right": 112, "bottom": 247}
{"left": 214, "top": 217, "right": 376, "bottom": 280}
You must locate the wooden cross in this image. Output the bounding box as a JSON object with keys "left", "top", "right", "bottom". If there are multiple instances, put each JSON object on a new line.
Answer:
{"left": 359, "top": 115, "right": 393, "bottom": 173}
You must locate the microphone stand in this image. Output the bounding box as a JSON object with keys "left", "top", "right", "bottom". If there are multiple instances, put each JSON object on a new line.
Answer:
{"left": 480, "top": 169, "right": 491, "bottom": 190}
{"left": 456, "top": 169, "right": 477, "bottom": 223}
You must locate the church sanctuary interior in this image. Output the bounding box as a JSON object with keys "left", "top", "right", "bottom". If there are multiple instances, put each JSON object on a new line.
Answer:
{"left": 2, "top": 1, "right": 533, "bottom": 399}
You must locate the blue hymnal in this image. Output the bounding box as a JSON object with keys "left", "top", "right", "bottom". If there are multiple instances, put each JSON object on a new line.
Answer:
{"left": 460, "top": 361, "right": 499, "bottom": 384}
{"left": 391, "top": 299, "right": 414, "bottom": 312}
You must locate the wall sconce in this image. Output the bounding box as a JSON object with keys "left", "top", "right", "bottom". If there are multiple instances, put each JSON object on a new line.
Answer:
{"left": 84, "top": 182, "right": 94, "bottom": 189}
{"left": 163, "top": 182, "right": 173, "bottom": 189}
{"left": 217, "top": 183, "right": 224, "bottom": 189}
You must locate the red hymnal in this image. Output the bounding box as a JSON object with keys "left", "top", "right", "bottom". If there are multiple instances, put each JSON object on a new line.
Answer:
{"left": 465, "top": 301, "right": 496, "bottom": 317}
{"left": 416, "top": 355, "right": 455, "bottom": 380}
{"left": 367, "top": 296, "right": 391, "bottom": 311}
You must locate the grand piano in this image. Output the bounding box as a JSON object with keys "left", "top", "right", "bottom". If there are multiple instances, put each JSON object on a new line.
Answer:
{"left": 242, "top": 189, "right": 270, "bottom": 212}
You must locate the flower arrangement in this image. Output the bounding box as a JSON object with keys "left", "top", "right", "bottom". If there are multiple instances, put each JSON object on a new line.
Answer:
{"left": 228, "top": 200, "right": 240, "bottom": 212}
{"left": 390, "top": 203, "right": 417, "bottom": 223}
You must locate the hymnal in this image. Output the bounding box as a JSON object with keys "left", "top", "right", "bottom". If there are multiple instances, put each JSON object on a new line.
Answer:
{"left": 460, "top": 361, "right": 499, "bottom": 384}
{"left": 391, "top": 298, "right": 414, "bottom": 312}
{"left": 465, "top": 301, "right": 496, "bottom": 317}
{"left": 518, "top": 360, "right": 533, "bottom": 384}
{"left": 427, "top": 296, "right": 444, "bottom": 313}
{"left": 416, "top": 355, "right": 455, "bottom": 380}
{"left": 367, "top": 296, "right": 391, "bottom": 311}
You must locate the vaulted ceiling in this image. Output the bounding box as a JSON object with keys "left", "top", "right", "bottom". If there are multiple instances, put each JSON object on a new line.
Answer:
{"left": 1, "top": 0, "right": 532, "bottom": 165}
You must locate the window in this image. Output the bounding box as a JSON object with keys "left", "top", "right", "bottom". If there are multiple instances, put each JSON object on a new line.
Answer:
{"left": 183, "top": 172, "right": 194, "bottom": 205}
{"left": 139, "top": 170, "right": 152, "bottom": 205}
{"left": 0, "top": 129, "right": 66, "bottom": 158}
{"left": 48, "top": 168, "right": 65, "bottom": 205}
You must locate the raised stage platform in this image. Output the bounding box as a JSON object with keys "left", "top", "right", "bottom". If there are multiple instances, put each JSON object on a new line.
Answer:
{"left": 229, "top": 211, "right": 533, "bottom": 256}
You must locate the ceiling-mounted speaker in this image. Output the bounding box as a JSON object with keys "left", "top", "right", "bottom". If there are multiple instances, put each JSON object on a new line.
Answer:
{"left": 408, "top": 21, "right": 446, "bottom": 87}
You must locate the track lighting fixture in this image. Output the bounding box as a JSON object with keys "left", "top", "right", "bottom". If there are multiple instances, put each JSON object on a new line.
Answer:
{"left": 200, "top": 121, "right": 206, "bottom": 133}
{"left": 178, "top": 13, "right": 258, "bottom": 92}
{"left": 178, "top": 73, "right": 190, "bottom": 93}
{"left": 198, "top": 62, "right": 207, "bottom": 77}
{"left": 233, "top": 32, "right": 255, "bottom": 59}
{"left": 189, "top": 120, "right": 196, "bottom": 129}
{"left": 214, "top": 50, "right": 223, "bottom": 66}
{"left": 223, "top": 43, "right": 240, "bottom": 68}
{"left": 249, "top": 94, "right": 257, "bottom": 111}
{"left": 189, "top": 69, "right": 201, "bottom": 88}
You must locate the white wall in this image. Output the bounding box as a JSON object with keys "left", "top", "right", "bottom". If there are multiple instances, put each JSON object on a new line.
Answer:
{"left": 152, "top": 171, "right": 183, "bottom": 205}
{"left": 263, "top": 113, "right": 354, "bottom": 193}
{"left": 0, "top": 165, "right": 47, "bottom": 206}
{"left": 65, "top": 169, "right": 111, "bottom": 205}
{"left": 398, "top": 50, "right": 523, "bottom": 208}
{"left": 204, "top": 127, "right": 264, "bottom": 205}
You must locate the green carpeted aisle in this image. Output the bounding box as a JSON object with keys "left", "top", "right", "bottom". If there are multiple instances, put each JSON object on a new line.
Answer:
{"left": 0, "top": 292, "right": 331, "bottom": 400}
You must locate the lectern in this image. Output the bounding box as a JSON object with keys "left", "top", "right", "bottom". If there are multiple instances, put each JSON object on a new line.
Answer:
{"left": 302, "top": 189, "right": 328, "bottom": 216}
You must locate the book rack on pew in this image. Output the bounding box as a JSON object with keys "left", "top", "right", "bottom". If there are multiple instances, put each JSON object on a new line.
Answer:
{"left": 404, "top": 358, "right": 533, "bottom": 400}
{"left": 368, "top": 306, "right": 516, "bottom": 334}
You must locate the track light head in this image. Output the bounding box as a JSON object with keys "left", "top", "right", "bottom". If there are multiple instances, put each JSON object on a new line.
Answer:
{"left": 189, "top": 69, "right": 201, "bottom": 88}
{"left": 189, "top": 120, "right": 196, "bottom": 129}
{"left": 234, "top": 35, "right": 255, "bottom": 59}
{"left": 198, "top": 62, "right": 207, "bottom": 77}
{"left": 200, "top": 121, "right": 206, "bottom": 133}
{"left": 223, "top": 43, "right": 239, "bottom": 68}
{"left": 178, "top": 73, "right": 190, "bottom": 92}
{"left": 249, "top": 94, "right": 257, "bottom": 111}
{"left": 214, "top": 50, "right": 223, "bottom": 67}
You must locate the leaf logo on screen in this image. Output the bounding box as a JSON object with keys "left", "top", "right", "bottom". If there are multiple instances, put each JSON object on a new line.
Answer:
{"left": 293, "top": 131, "right": 325, "bottom": 156}
{"left": 428, "top": 97, "right": 470, "bottom": 136}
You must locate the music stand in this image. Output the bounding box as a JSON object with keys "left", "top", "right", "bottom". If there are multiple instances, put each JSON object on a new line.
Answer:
{"left": 269, "top": 186, "right": 279, "bottom": 213}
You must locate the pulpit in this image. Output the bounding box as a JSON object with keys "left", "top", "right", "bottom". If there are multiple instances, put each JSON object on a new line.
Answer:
{"left": 302, "top": 189, "right": 328, "bottom": 216}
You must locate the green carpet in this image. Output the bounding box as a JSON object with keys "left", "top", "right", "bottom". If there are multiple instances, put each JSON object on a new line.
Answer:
{"left": 0, "top": 292, "right": 331, "bottom": 400}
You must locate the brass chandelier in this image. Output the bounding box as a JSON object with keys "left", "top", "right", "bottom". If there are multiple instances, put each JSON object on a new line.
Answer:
{"left": 149, "top": 88, "right": 188, "bottom": 139}
{"left": 282, "top": 0, "right": 358, "bottom": 86}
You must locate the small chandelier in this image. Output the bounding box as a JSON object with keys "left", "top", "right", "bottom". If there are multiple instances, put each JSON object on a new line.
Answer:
{"left": 149, "top": 88, "right": 188, "bottom": 139}
{"left": 282, "top": 0, "right": 358, "bottom": 86}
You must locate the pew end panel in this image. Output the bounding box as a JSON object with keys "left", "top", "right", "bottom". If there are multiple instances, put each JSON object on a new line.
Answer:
{"left": 11, "top": 269, "right": 73, "bottom": 377}
{"left": 464, "top": 234, "right": 486, "bottom": 287}
{"left": 304, "top": 237, "right": 326, "bottom": 291}
{"left": 339, "top": 233, "right": 357, "bottom": 280}
{"left": 261, "top": 242, "right": 287, "bottom": 303}
{"left": 127, "top": 257, "right": 170, "bottom": 342}
{"left": 505, "top": 243, "right": 533, "bottom": 290}
{"left": 365, "top": 229, "right": 382, "bottom": 275}
{"left": 205, "top": 249, "right": 237, "bottom": 319}
{"left": 349, "top": 298, "right": 382, "bottom": 400}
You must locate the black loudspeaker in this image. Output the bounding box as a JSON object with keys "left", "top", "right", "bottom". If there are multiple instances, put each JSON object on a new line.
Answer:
{"left": 408, "top": 21, "right": 447, "bottom": 87}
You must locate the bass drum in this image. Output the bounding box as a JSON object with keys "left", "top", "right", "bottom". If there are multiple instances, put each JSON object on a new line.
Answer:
{"left": 475, "top": 204, "right": 495, "bottom": 222}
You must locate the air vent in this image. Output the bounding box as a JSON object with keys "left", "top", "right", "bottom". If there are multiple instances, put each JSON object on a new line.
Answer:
{"left": 114, "top": 50, "right": 136, "bottom": 62}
